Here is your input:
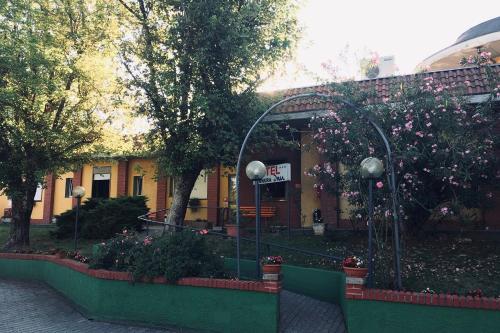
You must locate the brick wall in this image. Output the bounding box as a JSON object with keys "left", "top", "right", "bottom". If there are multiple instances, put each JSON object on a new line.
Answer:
{"left": 207, "top": 166, "right": 220, "bottom": 225}
{"left": 117, "top": 160, "right": 129, "bottom": 197}
{"left": 41, "top": 173, "right": 55, "bottom": 224}
{"left": 155, "top": 176, "right": 167, "bottom": 220}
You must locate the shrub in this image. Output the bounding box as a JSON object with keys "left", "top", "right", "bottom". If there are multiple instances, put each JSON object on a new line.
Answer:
{"left": 52, "top": 198, "right": 103, "bottom": 239}
{"left": 53, "top": 196, "right": 149, "bottom": 240}
{"left": 90, "top": 230, "right": 224, "bottom": 282}
{"left": 81, "top": 196, "right": 148, "bottom": 239}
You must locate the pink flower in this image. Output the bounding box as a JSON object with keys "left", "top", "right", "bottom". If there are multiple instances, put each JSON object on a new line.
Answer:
{"left": 376, "top": 181, "right": 383, "bottom": 189}
{"left": 416, "top": 131, "right": 424, "bottom": 138}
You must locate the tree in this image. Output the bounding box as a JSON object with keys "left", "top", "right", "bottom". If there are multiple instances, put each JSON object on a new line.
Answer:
{"left": 117, "top": 0, "right": 299, "bottom": 226}
{"left": 0, "top": 0, "right": 117, "bottom": 248}
{"left": 308, "top": 63, "right": 498, "bottom": 233}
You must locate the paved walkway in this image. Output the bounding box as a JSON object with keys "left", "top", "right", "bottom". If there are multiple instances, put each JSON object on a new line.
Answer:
{"left": 0, "top": 279, "right": 346, "bottom": 333}
{"left": 0, "top": 279, "right": 178, "bottom": 333}
{"left": 280, "top": 291, "right": 347, "bottom": 333}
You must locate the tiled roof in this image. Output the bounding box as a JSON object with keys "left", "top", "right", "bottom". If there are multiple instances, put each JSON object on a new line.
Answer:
{"left": 270, "top": 65, "right": 500, "bottom": 114}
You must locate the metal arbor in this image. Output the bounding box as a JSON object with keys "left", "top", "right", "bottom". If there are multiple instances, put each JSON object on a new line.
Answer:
{"left": 234, "top": 93, "right": 403, "bottom": 290}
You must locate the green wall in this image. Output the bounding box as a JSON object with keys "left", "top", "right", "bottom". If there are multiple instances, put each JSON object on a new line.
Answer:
{"left": 346, "top": 299, "right": 500, "bottom": 333}
{"left": 0, "top": 258, "right": 279, "bottom": 333}
{"left": 224, "top": 258, "right": 345, "bottom": 312}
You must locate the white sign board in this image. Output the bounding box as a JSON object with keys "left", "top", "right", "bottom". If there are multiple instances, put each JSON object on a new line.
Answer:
{"left": 259, "top": 163, "right": 291, "bottom": 184}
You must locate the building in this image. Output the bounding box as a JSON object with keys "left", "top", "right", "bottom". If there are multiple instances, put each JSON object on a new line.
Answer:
{"left": 1, "top": 65, "right": 499, "bottom": 230}
{"left": 418, "top": 16, "right": 500, "bottom": 71}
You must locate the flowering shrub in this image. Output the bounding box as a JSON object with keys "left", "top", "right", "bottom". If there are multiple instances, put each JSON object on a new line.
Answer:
{"left": 261, "top": 256, "right": 283, "bottom": 265}
{"left": 308, "top": 57, "right": 498, "bottom": 230}
{"left": 342, "top": 256, "right": 365, "bottom": 268}
{"left": 90, "top": 230, "right": 224, "bottom": 282}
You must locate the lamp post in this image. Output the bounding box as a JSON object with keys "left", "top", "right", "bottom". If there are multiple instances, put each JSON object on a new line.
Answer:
{"left": 246, "top": 161, "right": 267, "bottom": 278}
{"left": 360, "top": 157, "right": 384, "bottom": 288}
{"left": 72, "top": 186, "right": 86, "bottom": 252}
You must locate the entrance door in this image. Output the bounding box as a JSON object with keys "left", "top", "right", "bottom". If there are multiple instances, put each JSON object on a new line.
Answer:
{"left": 91, "top": 166, "right": 111, "bottom": 199}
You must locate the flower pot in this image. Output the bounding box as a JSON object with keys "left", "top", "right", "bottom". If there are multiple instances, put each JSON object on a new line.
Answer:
{"left": 312, "top": 223, "right": 325, "bottom": 236}
{"left": 225, "top": 224, "right": 238, "bottom": 237}
{"left": 262, "top": 264, "right": 281, "bottom": 274}
{"left": 343, "top": 266, "right": 368, "bottom": 278}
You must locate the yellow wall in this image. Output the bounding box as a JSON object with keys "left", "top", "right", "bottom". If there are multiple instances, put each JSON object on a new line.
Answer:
{"left": 53, "top": 172, "right": 74, "bottom": 215}
{"left": 81, "top": 161, "right": 118, "bottom": 202}
{"left": 166, "top": 172, "right": 209, "bottom": 221}
{"left": 0, "top": 192, "right": 10, "bottom": 218}
{"left": 128, "top": 159, "right": 157, "bottom": 212}
{"left": 300, "top": 132, "right": 321, "bottom": 227}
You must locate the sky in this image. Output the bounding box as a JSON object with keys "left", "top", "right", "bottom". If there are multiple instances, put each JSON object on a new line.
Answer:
{"left": 259, "top": 0, "right": 500, "bottom": 91}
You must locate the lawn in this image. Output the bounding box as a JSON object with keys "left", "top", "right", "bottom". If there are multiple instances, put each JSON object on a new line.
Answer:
{"left": 205, "top": 231, "right": 500, "bottom": 297}
{"left": 1, "top": 223, "right": 499, "bottom": 297}
{"left": 0, "top": 224, "right": 98, "bottom": 256}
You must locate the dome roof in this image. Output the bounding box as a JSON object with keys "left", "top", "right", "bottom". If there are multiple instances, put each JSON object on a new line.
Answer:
{"left": 417, "top": 17, "right": 500, "bottom": 71}
{"left": 455, "top": 16, "right": 500, "bottom": 45}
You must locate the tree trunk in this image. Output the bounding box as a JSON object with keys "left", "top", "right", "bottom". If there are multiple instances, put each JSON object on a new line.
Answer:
{"left": 166, "top": 168, "right": 203, "bottom": 229}
{"left": 4, "top": 184, "right": 37, "bottom": 250}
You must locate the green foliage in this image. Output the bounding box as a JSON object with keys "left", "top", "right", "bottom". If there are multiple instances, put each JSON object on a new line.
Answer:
{"left": 52, "top": 198, "right": 103, "bottom": 239}
{"left": 308, "top": 68, "right": 499, "bottom": 230}
{"left": 90, "top": 231, "right": 224, "bottom": 282}
{"left": 53, "top": 196, "right": 148, "bottom": 239}
{"left": 0, "top": 0, "right": 119, "bottom": 246}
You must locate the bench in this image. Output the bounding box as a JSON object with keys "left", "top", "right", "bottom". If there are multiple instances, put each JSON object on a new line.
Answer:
{"left": 240, "top": 206, "right": 277, "bottom": 231}
{"left": 240, "top": 206, "right": 277, "bottom": 219}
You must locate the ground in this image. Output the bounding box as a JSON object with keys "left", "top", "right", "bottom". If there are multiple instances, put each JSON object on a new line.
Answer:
{"left": 1, "top": 224, "right": 499, "bottom": 297}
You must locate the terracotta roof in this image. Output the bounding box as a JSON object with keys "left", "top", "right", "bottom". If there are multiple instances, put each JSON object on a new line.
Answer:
{"left": 270, "top": 65, "right": 500, "bottom": 114}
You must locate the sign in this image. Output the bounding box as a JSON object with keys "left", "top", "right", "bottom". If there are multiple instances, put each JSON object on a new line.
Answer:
{"left": 259, "top": 163, "right": 291, "bottom": 184}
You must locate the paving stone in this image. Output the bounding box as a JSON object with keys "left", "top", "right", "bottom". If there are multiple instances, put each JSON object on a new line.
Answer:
{"left": 0, "top": 279, "right": 182, "bottom": 333}
{"left": 280, "top": 290, "right": 347, "bottom": 333}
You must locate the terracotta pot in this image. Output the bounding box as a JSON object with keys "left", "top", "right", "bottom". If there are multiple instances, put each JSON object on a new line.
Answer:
{"left": 225, "top": 224, "right": 238, "bottom": 237}
{"left": 262, "top": 264, "right": 281, "bottom": 274}
{"left": 343, "top": 266, "right": 368, "bottom": 278}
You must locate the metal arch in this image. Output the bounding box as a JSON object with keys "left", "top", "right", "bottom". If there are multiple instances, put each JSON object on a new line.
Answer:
{"left": 235, "top": 92, "right": 402, "bottom": 290}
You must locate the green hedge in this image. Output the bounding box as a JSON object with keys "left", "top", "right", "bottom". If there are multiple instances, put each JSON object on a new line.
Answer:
{"left": 53, "top": 196, "right": 148, "bottom": 239}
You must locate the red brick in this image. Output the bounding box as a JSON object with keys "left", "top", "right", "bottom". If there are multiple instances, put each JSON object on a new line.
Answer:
{"left": 116, "top": 160, "right": 129, "bottom": 196}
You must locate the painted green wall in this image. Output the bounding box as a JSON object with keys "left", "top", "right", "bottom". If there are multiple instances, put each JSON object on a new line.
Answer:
{"left": 0, "top": 258, "right": 279, "bottom": 333}
{"left": 347, "top": 299, "right": 500, "bottom": 333}
{"left": 224, "top": 258, "right": 345, "bottom": 312}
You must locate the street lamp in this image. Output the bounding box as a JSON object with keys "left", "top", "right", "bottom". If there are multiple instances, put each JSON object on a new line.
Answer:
{"left": 246, "top": 161, "right": 267, "bottom": 278}
{"left": 72, "top": 186, "right": 86, "bottom": 252}
{"left": 360, "top": 157, "right": 384, "bottom": 288}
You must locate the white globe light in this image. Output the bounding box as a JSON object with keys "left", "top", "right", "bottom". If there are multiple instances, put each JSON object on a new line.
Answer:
{"left": 246, "top": 161, "right": 267, "bottom": 180}
{"left": 360, "top": 157, "right": 384, "bottom": 179}
{"left": 72, "top": 186, "right": 86, "bottom": 198}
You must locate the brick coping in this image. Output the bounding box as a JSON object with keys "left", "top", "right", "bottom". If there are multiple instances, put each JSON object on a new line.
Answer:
{"left": 0, "top": 253, "right": 281, "bottom": 294}
{"left": 346, "top": 288, "right": 500, "bottom": 311}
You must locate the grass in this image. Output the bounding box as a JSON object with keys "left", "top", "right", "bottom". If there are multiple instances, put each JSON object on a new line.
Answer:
{"left": 1, "top": 223, "right": 499, "bottom": 297}
{"left": 205, "top": 231, "right": 500, "bottom": 297}
{"left": 0, "top": 224, "right": 98, "bottom": 256}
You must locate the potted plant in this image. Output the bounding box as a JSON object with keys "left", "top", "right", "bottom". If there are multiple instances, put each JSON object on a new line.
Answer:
{"left": 225, "top": 224, "right": 238, "bottom": 237}
{"left": 342, "top": 256, "right": 368, "bottom": 278}
{"left": 261, "top": 255, "right": 283, "bottom": 274}
{"left": 312, "top": 208, "right": 325, "bottom": 236}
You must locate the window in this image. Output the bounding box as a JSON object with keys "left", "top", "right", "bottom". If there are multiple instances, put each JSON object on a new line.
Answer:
{"left": 34, "top": 184, "right": 43, "bottom": 202}
{"left": 64, "top": 178, "right": 73, "bottom": 198}
{"left": 133, "top": 176, "right": 143, "bottom": 196}
{"left": 91, "top": 166, "right": 111, "bottom": 199}
{"left": 228, "top": 175, "right": 237, "bottom": 205}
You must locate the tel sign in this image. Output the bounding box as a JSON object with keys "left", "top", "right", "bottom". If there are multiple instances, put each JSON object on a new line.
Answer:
{"left": 259, "top": 163, "right": 291, "bottom": 184}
